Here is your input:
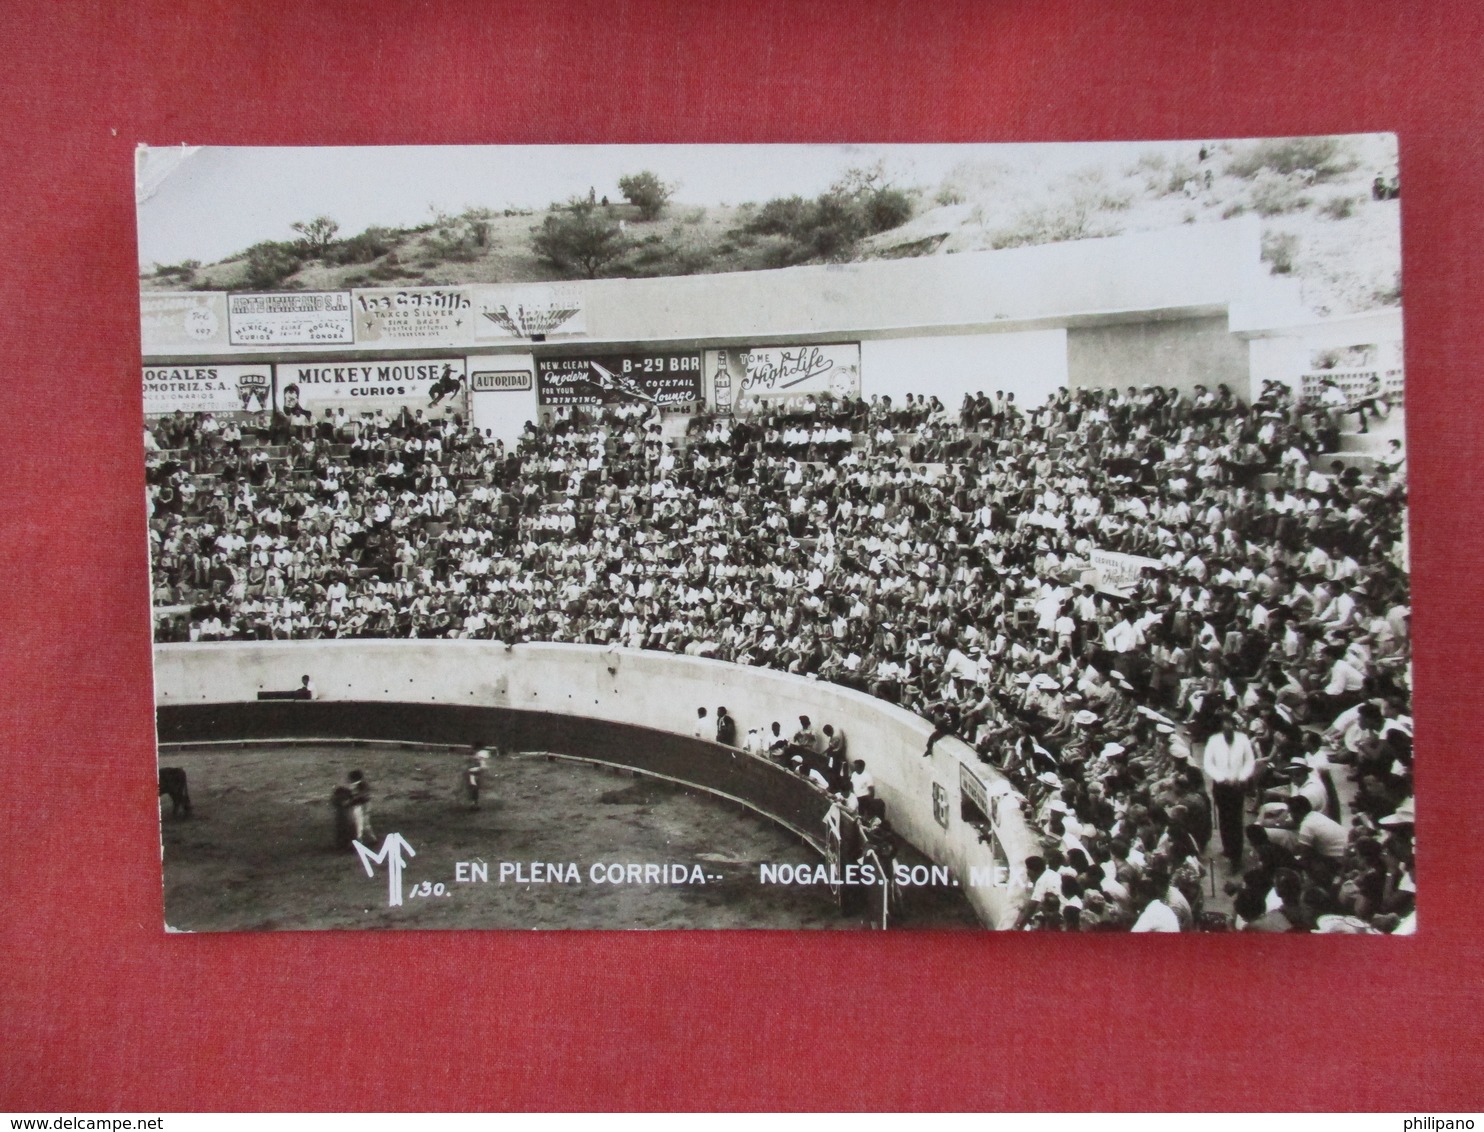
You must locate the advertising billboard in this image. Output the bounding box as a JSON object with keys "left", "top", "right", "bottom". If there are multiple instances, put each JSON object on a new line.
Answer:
{"left": 475, "top": 284, "right": 586, "bottom": 341}
{"left": 275, "top": 358, "right": 467, "bottom": 420}
{"left": 536, "top": 352, "right": 702, "bottom": 407}
{"left": 228, "top": 292, "right": 354, "bottom": 346}
{"left": 469, "top": 368, "right": 533, "bottom": 392}
{"left": 142, "top": 363, "right": 273, "bottom": 416}
{"left": 707, "top": 343, "right": 861, "bottom": 414}
{"left": 139, "top": 292, "right": 230, "bottom": 353}
{"left": 352, "top": 287, "right": 477, "bottom": 347}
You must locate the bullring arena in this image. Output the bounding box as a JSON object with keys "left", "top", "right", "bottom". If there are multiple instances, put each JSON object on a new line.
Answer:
{"left": 145, "top": 215, "right": 1416, "bottom": 933}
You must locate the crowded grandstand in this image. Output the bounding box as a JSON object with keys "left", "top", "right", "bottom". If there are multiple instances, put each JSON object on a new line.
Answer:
{"left": 145, "top": 372, "right": 1415, "bottom": 934}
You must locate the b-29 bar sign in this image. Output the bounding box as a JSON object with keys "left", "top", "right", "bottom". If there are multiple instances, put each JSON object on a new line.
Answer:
{"left": 535, "top": 352, "right": 702, "bottom": 407}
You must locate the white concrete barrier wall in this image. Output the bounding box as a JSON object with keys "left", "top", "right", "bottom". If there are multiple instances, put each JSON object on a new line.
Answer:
{"left": 155, "top": 641, "right": 1038, "bottom": 928}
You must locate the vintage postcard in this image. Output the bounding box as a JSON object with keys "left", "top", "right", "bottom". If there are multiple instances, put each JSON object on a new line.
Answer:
{"left": 139, "top": 139, "right": 1411, "bottom": 932}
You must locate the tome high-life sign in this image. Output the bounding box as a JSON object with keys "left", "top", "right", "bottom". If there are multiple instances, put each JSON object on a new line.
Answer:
{"left": 707, "top": 343, "right": 861, "bottom": 414}
{"left": 536, "top": 352, "right": 702, "bottom": 407}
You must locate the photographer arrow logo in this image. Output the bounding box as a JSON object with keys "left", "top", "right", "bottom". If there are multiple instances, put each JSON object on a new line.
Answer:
{"left": 354, "top": 833, "right": 417, "bottom": 907}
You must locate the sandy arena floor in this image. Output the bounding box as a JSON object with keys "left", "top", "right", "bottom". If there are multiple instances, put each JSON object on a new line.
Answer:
{"left": 159, "top": 742, "right": 981, "bottom": 932}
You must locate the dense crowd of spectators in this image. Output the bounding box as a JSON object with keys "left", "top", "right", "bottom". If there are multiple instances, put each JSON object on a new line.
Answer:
{"left": 146, "top": 375, "right": 1414, "bottom": 932}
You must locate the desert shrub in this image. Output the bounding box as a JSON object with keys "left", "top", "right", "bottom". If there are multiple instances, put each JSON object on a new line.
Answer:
{"left": 290, "top": 216, "right": 340, "bottom": 257}
{"left": 1373, "top": 270, "right": 1402, "bottom": 305}
{"left": 800, "top": 192, "right": 862, "bottom": 258}
{"left": 673, "top": 247, "right": 714, "bottom": 274}
{"left": 761, "top": 239, "right": 798, "bottom": 269}
{"left": 864, "top": 187, "right": 913, "bottom": 232}
{"left": 629, "top": 244, "right": 670, "bottom": 266}
{"left": 154, "top": 259, "right": 200, "bottom": 283}
{"left": 1226, "top": 136, "right": 1357, "bottom": 183}
{"left": 1164, "top": 161, "right": 1198, "bottom": 195}
{"left": 423, "top": 207, "right": 493, "bottom": 262}
{"left": 531, "top": 197, "right": 629, "bottom": 278}
{"left": 1130, "top": 151, "right": 1169, "bottom": 193}
{"left": 1261, "top": 231, "right": 1300, "bottom": 274}
{"left": 617, "top": 171, "right": 675, "bottom": 221}
{"left": 740, "top": 168, "right": 913, "bottom": 265}
{"left": 1319, "top": 195, "right": 1359, "bottom": 220}
{"left": 745, "top": 195, "right": 810, "bottom": 236}
{"left": 240, "top": 241, "right": 303, "bottom": 290}
{"left": 325, "top": 225, "right": 398, "bottom": 265}
{"left": 989, "top": 195, "right": 1119, "bottom": 249}
{"left": 1221, "top": 202, "right": 1248, "bottom": 219}
{"left": 1249, "top": 169, "right": 1311, "bottom": 216}
{"left": 934, "top": 186, "right": 966, "bottom": 206}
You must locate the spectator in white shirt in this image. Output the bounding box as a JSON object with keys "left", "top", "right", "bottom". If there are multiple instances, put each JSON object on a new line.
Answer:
{"left": 1203, "top": 715, "right": 1257, "bottom": 867}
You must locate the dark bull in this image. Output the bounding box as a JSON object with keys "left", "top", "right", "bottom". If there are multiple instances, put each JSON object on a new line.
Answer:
{"left": 159, "top": 767, "right": 192, "bottom": 817}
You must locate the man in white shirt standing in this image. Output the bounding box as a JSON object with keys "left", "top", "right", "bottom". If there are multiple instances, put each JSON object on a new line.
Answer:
{"left": 1203, "top": 714, "right": 1257, "bottom": 867}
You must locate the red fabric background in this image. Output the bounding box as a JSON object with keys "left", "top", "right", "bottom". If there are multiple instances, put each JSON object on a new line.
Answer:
{"left": 1, "top": 0, "right": 1480, "bottom": 1111}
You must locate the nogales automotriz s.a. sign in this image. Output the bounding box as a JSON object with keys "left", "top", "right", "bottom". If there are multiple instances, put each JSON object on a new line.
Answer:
{"left": 228, "top": 292, "right": 354, "bottom": 346}
{"left": 143, "top": 364, "right": 272, "bottom": 415}
{"left": 536, "top": 352, "right": 701, "bottom": 407}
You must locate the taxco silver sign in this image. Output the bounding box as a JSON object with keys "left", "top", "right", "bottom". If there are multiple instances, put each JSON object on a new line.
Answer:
{"left": 228, "top": 291, "right": 354, "bottom": 345}
{"left": 353, "top": 287, "right": 476, "bottom": 346}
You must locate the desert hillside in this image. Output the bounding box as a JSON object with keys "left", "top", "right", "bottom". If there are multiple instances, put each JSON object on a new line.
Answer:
{"left": 142, "top": 136, "right": 1400, "bottom": 319}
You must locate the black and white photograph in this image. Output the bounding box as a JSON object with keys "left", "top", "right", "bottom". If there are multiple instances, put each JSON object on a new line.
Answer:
{"left": 139, "top": 138, "right": 1412, "bottom": 934}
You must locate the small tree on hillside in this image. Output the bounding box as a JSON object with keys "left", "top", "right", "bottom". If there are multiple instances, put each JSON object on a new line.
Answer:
{"left": 290, "top": 216, "right": 340, "bottom": 258}
{"left": 242, "top": 241, "right": 303, "bottom": 290}
{"left": 738, "top": 161, "right": 915, "bottom": 266}
{"left": 617, "top": 171, "right": 674, "bottom": 221}
{"left": 531, "top": 197, "right": 629, "bottom": 278}
{"left": 831, "top": 162, "right": 914, "bottom": 235}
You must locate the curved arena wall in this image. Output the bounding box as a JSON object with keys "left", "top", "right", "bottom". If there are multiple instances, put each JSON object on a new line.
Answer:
{"left": 154, "top": 641, "right": 1037, "bottom": 929}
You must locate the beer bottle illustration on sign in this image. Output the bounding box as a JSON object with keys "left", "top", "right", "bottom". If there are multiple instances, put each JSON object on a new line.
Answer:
{"left": 714, "top": 350, "right": 734, "bottom": 416}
